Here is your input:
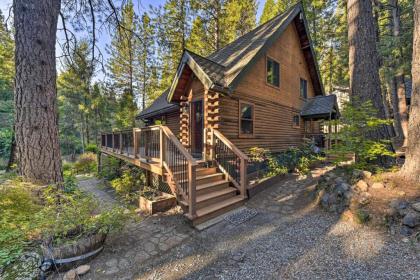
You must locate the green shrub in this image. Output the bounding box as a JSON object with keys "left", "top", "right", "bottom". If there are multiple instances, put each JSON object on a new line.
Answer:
{"left": 99, "top": 156, "right": 121, "bottom": 180}
{"left": 35, "top": 187, "right": 127, "bottom": 244}
{"left": 325, "top": 100, "right": 394, "bottom": 167}
{"left": 354, "top": 209, "right": 370, "bottom": 224}
{"left": 0, "top": 176, "right": 129, "bottom": 267}
{"left": 110, "top": 165, "right": 145, "bottom": 201}
{"left": 74, "top": 152, "right": 97, "bottom": 174}
{"left": 85, "top": 143, "right": 98, "bottom": 153}
{"left": 0, "top": 178, "right": 42, "bottom": 267}
{"left": 266, "top": 154, "right": 288, "bottom": 177}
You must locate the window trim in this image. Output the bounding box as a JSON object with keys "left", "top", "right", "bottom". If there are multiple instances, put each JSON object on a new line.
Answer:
{"left": 238, "top": 101, "right": 255, "bottom": 138}
{"left": 292, "top": 114, "right": 301, "bottom": 129}
{"left": 300, "top": 78, "right": 308, "bottom": 99}
{"left": 265, "top": 56, "right": 280, "bottom": 89}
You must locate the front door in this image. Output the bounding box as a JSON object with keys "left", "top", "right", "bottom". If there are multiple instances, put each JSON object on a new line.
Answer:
{"left": 190, "top": 100, "right": 204, "bottom": 158}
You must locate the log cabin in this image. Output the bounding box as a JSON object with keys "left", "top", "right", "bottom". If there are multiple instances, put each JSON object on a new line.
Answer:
{"left": 100, "top": 3, "right": 339, "bottom": 226}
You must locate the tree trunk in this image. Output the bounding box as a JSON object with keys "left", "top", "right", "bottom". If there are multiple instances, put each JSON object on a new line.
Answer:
{"left": 14, "top": 0, "right": 63, "bottom": 184}
{"left": 401, "top": 0, "right": 420, "bottom": 182}
{"left": 347, "top": 0, "right": 392, "bottom": 140}
{"left": 389, "top": 0, "right": 409, "bottom": 147}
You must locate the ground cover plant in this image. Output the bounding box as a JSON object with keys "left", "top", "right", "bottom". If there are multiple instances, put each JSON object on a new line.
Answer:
{"left": 0, "top": 172, "right": 128, "bottom": 268}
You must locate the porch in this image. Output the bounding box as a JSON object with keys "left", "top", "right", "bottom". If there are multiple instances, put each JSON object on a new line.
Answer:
{"left": 99, "top": 126, "right": 248, "bottom": 225}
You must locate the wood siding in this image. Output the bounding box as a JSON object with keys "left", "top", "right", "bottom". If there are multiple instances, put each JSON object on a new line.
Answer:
{"left": 219, "top": 23, "right": 319, "bottom": 153}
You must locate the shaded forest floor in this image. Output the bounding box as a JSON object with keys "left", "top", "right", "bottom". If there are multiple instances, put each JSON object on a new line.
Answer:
{"left": 57, "top": 166, "right": 420, "bottom": 279}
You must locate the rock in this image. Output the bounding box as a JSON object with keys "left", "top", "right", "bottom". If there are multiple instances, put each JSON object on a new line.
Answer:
{"left": 75, "top": 264, "right": 90, "bottom": 275}
{"left": 63, "top": 269, "right": 77, "bottom": 280}
{"left": 356, "top": 180, "right": 369, "bottom": 192}
{"left": 412, "top": 202, "right": 420, "bottom": 212}
{"left": 397, "top": 191, "right": 406, "bottom": 196}
{"left": 0, "top": 252, "right": 41, "bottom": 280}
{"left": 362, "top": 170, "right": 372, "bottom": 179}
{"left": 390, "top": 199, "right": 408, "bottom": 209}
{"left": 400, "top": 225, "right": 414, "bottom": 236}
{"left": 335, "top": 182, "right": 350, "bottom": 195}
{"left": 334, "top": 177, "right": 345, "bottom": 184}
{"left": 358, "top": 192, "right": 372, "bottom": 206}
{"left": 371, "top": 182, "right": 385, "bottom": 189}
{"left": 352, "top": 169, "right": 363, "bottom": 179}
{"left": 402, "top": 212, "right": 420, "bottom": 228}
{"left": 321, "top": 193, "right": 330, "bottom": 208}
{"left": 231, "top": 252, "right": 245, "bottom": 262}
{"left": 342, "top": 210, "right": 355, "bottom": 222}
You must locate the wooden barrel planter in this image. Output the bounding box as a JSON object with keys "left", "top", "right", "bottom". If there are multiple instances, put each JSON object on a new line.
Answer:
{"left": 41, "top": 231, "right": 106, "bottom": 272}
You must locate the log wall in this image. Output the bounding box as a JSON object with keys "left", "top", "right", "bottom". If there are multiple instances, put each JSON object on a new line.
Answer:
{"left": 219, "top": 23, "right": 321, "bottom": 153}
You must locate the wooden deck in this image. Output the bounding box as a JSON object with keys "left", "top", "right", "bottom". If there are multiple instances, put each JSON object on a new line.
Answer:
{"left": 99, "top": 126, "right": 249, "bottom": 226}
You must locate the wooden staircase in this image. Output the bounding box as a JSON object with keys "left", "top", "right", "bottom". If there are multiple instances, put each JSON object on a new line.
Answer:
{"left": 179, "top": 165, "right": 245, "bottom": 225}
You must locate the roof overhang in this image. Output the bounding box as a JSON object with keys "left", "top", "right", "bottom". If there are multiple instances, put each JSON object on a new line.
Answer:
{"left": 167, "top": 51, "right": 214, "bottom": 102}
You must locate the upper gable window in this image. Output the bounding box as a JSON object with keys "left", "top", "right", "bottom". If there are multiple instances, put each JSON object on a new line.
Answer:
{"left": 266, "top": 57, "right": 280, "bottom": 87}
{"left": 300, "top": 78, "right": 308, "bottom": 99}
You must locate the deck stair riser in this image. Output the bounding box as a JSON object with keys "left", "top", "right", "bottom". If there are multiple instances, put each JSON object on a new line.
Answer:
{"left": 196, "top": 173, "right": 225, "bottom": 185}
{"left": 196, "top": 180, "right": 230, "bottom": 196}
{"left": 195, "top": 187, "right": 238, "bottom": 210}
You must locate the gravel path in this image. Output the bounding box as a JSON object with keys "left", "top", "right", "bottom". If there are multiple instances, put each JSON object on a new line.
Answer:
{"left": 133, "top": 168, "right": 420, "bottom": 280}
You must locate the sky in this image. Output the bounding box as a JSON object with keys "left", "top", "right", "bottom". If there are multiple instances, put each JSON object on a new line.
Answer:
{"left": 0, "top": 0, "right": 265, "bottom": 79}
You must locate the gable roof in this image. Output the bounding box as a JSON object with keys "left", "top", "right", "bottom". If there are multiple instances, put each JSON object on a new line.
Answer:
{"left": 301, "top": 95, "right": 339, "bottom": 119}
{"left": 136, "top": 89, "right": 179, "bottom": 120}
{"left": 167, "top": 2, "right": 324, "bottom": 102}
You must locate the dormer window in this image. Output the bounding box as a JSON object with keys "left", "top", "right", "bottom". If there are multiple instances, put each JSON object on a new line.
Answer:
{"left": 266, "top": 57, "right": 280, "bottom": 87}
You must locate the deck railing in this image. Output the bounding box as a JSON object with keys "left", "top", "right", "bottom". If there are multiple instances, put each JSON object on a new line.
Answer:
{"left": 100, "top": 126, "right": 198, "bottom": 218}
{"left": 206, "top": 128, "right": 248, "bottom": 199}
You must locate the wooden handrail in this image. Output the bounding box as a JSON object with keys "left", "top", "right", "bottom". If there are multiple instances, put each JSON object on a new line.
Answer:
{"left": 209, "top": 128, "right": 248, "bottom": 199}
{"left": 161, "top": 126, "right": 197, "bottom": 165}
{"left": 211, "top": 129, "right": 249, "bottom": 161}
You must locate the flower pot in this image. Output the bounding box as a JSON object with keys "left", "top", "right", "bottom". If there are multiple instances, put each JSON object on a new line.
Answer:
{"left": 41, "top": 231, "right": 106, "bottom": 272}
{"left": 139, "top": 192, "right": 176, "bottom": 215}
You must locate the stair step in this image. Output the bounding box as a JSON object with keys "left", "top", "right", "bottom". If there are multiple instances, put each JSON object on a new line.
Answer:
{"left": 196, "top": 187, "right": 237, "bottom": 209}
{"left": 196, "top": 180, "right": 229, "bottom": 195}
{"left": 196, "top": 167, "right": 217, "bottom": 177}
{"left": 186, "top": 196, "right": 245, "bottom": 225}
{"left": 196, "top": 173, "right": 224, "bottom": 184}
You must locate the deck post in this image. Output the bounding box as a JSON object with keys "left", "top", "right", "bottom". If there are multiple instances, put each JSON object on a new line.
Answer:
{"left": 133, "top": 129, "right": 138, "bottom": 159}
{"left": 159, "top": 127, "right": 164, "bottom": 168}
{"left": 97, "top": 151, "right": 102, "bottom": 174}
{"left": 119, "top": 132, "right": 123, "bottom": 154}
{"left": 188, "top": 163, "right": 196, "bottom": 218}
{"left": 240, "top": 158, "right": 247, "bottom": 199}
{"left": 105, "top": 133, "right": 108, "bottom": 151}
{"left": 209, "top": 128, "right": 215, "bottom": 161}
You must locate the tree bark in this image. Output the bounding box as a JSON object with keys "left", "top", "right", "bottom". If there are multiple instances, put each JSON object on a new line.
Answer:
{"left": 347, "top": 0, "right": 393, "bottom": 140}
{"left": 14, "top": 0, "right": 63, "bottom": 184}
{"left": 401, "top": 0, "right": 420, "bottom": 182}
{"left": 389, "top": 0, "right": 409, "bottom": 147}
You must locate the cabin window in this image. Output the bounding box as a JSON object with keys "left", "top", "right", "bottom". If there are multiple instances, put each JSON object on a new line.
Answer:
{"left": 293, "top": 115, "right": 300, "bottom": 128}
{"left": 300, "top": 78, "right": 308, "bottom": 99}
{"left": 239, "top": 102, "right": 254, "bottom": 136}
{"left": 304, "top": 120, "right": 312, "bottom": 133}
{"left": 266, "top": 57, "right": 280, "bottom": 87}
